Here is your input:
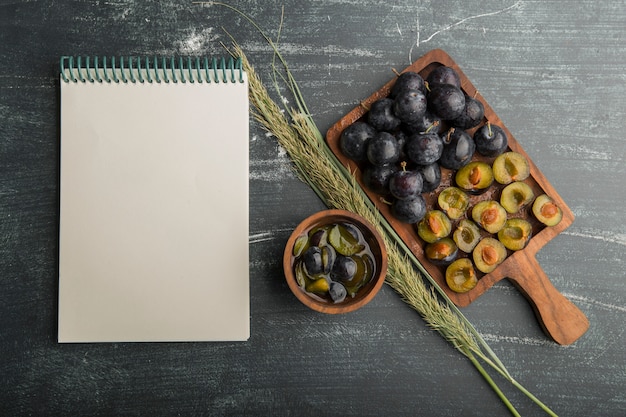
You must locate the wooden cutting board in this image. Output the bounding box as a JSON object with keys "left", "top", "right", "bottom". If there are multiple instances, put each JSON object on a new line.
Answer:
{"left": 325, "top": 49, "right": 589, "bottom": 345}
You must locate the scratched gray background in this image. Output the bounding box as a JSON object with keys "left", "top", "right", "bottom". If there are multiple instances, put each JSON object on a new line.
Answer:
{"left": 1, "top": 0, "right": 625, "bottom": 416}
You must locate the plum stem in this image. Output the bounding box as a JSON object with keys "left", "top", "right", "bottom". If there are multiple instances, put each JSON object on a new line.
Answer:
{"left": 424, "top": 120, "right": 440, "bottom": 134}
{"left": 443, "top": 127, "right": 454, "bottom": 144}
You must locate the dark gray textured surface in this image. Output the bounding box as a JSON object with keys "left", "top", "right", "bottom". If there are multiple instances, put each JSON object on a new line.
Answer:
{"left": 1, "top": 1, "right": 624, "bottom": 416}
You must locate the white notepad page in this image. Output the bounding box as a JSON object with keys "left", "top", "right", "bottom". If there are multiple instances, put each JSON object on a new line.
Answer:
{"left": 58, "top": 62, "right": 249, "bottom": 342}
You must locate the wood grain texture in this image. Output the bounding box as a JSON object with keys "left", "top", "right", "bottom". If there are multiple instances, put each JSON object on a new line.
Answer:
{"left": 1, "top": 0, "right": 625, "bottom": 416}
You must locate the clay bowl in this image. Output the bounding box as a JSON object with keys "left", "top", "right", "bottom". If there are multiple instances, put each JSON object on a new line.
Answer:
{"left": 283, "top": 209, "right": 388, "bottom": 314}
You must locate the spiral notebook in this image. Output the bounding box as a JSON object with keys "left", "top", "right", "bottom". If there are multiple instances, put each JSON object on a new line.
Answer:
{"left": 58, "top": 56, "right": 250, "bottom": 342}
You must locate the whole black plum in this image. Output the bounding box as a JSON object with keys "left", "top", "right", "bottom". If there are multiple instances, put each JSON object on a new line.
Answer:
{"left": 439, "top": 128, "right": 476, "bottom": 170}
{"left": 427, "top": 66, "right": 461, "bottom": 89}
{"left": 389, "top": 167, "right": 423, "bottom": 200}
{"left": 331, "top": 254, "right": 357, "bottom": 282}
{"left": 302, "top": 246, "right": 324, "bottom": 276}
{"left": 394, "top": 130, "right": 409, "bottom": 162}
{"left": 391, "top": 195, "right": 427, "bottom": 224}
{"left": 474, "top": 122, "right": 508, "bottom": 157}
{"left": 403, "top": 111, "right": 442, "bottom": 135}
{"left": 328, "top": 281, "right": 347, "bottom": 303}
{"left": 393, "top": 89, "right": 428, "bottom": 124}
{"left": 390, "top": 71, "right": 426, "bottom": 97}
{"left": 428, "top": 84, "right": 466, "bottom": 121}
{"left": 339, "top": 121, "right": 377, "bottom": 162}
{"left": 417, "top": 162, "right": 442, "bottom": 193}
{"left": 368, "top": 97, "right": 401, "bottom": 131}
{"left": 405, "top": 132, "right": 444, "bottom": 166}
{"left": 450, "top": 95, "right": 485, "bottom": 129}
{"left": 367, "top": 132, "right": 401, "bottom": 166}
{"left": 362, "top": 164, "right": 398, "bottom": 195}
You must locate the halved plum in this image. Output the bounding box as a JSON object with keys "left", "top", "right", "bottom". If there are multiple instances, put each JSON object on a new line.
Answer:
{"left": 500, "top": 181, "right": 535, "bottom": 214}
{"left": 472, "top": 200, "right": 507, "bottom": 234}
{"left": 498, "top": 218, "right": 532, "bottom": 251}
{"left": 452, "top": 219, "right": 481, "bottom": 253}
{"left": 438, "top": 186, "right": 470, "bottom": 220}
{"left": 424, "top": 237, "right": 458, "bottom": 266}
{"left": 445, "top": 258, "right": 478, "bottom": 293}
{"left": 455, "top": 161, "right": 494, "bottom": 194}
{"left": 492, "top": 151, "right": 530, "bottom": 185}
{"left": 472, "top": 237, "right": 507, "bottom": 274}
{"left": 417, "top": 210, "right": 452, "bottom": 243}
{"left": 532, "top": 194, "right": 563, "bottom": 226}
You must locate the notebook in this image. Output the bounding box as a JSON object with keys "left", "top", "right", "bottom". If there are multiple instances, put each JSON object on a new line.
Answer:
{"left": 58, "top": 56, "right": 250, "bottom": 342}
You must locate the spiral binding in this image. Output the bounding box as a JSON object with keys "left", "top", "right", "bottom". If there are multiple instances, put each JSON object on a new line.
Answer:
{"left": 60, "top": 55, "right": 245, "bottom": 84}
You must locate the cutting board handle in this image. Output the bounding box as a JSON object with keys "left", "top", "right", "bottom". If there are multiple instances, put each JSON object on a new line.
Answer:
{"left": 504, "top": 252, "right": 589, "bottom": 345}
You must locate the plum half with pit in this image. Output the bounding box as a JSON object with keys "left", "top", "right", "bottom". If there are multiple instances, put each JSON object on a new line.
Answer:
{"left": 532, "top": 194, "right": 563, "bottom": 226}
{"left": 425, "top": 237, "right": 458, "bottom": 266}
{"left": 455, "top": 161, "right": 494, "bottom": 194}
{"left": 417, "top": 210, "right": 452, "bottom": 243}
{"left": 472, "top": 200, "right": 507, "bottom": 234}
{"left": 472, "top": 237, "right": 507, "bottom": 274}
